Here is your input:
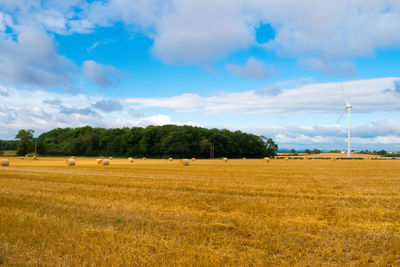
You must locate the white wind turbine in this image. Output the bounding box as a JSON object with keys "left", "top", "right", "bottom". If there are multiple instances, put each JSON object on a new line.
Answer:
{"left": 337, "top": 85, "right": 352, "bottom": 158}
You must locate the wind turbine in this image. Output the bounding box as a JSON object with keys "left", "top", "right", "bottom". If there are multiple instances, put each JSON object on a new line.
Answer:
{"left": 337, "top": 85, "right": 352, "bottom": 158}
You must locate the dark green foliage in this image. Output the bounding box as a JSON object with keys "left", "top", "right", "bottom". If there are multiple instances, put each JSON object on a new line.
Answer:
{"left": 34, "top": 125, "right": 277, "bottom": 158}
{"left": 303, "top": 148, "right": 322, "bottom": 154}
{"left": 0, "top": 140, "right": 18, "bottom": 151}
{"left": 15, "top": 129, "right": 34, "bottom": 156}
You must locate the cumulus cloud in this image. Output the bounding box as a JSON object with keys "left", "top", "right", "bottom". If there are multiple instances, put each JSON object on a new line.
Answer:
{"left": 93, "top": 99, "right": 123, "bottom": 112}
{"left": 60, "top": 106, "right": 97, "bottom": 116}
{"left": 254, "top": 87, "right": 282, "bottom": 97}
{"left": 0, "top": 27, "right": 76, "bottom": 90}
{"left": 0, "top": 85, "right": 200, "bottom": 139}
{"left": 129, "top": 108, "right": 145, "bottom": 118}
{"left": 150, "top": 0, "right": 252, "bottom": 64}
{"left": 226, "top": 57, "right": 269, "bottom": 80}
{"left": 126, "top": 77, "right": 400, "bottom": 115}
{"left": 0, "top": 11, "right": 13, "bottom": 31}
{"left": 83, "top": 0, "right": 400, "bottom": 70}
{"left": 238, "top": 118, "right": 400, "bottom": 150}
{"left": 82, "top": 60, "right": 125, "bottom": 87}
{"left": 394, "top": 80, "right": 400, "bottom": 95}
{"left": 4, "top": 1, "right": 400, "bottom": 71}
{"left": 1, "top": 81, "right": 400, "bottom": 149}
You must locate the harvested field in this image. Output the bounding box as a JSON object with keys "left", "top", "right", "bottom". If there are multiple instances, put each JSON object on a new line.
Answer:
{"left": 1, "top": 157, "right": 400, "bottom": 265}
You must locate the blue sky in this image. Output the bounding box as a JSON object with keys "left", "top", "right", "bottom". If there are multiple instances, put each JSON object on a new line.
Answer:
{"left": 1, "top": 0, "right": 400, "bottom": 150}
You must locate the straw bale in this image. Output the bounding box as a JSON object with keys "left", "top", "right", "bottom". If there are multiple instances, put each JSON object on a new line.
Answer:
{"left": 181, "top": 159, "right": 190, "bottom": 166}
{"left": 67, "top": 158, "right": 75, "bottom": 166}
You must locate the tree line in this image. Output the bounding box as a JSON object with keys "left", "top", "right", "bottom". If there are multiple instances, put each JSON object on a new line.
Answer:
{"left": 13, "top": 125, "right": 278, "bottom": 158}
{"left": 0, "top": 140, "right": 18, "bottom": 153}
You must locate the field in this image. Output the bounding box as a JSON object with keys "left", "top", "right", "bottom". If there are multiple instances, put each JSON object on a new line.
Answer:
{"left": 1, "top": 157, "right": 400, "bottom": 266}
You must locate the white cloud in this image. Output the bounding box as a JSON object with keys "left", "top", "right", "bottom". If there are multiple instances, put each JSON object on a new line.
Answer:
{"left": 0, "top": 86, "right": 200, "bottom": 139}
{"left": 125, "top": 77, "right": 400, "bottom": 115}
{"left": 150, "top": 0, "right": 253, "bottom": 64}
{"left": 1, "top": 80, "right": 400, "bottom": 149}
{"left": 84, "top": 0, "right": 400, "bottom": 69}
{"left": 4, "top": 1, "right": 400, "bottom": 71}
{"left": 93, "top": 99, "right": 123, "bottom": 112}
{"left": 0, "top": 11, "right": 13, "bottom": 31}
{"left": 226, "top": 57, "right": 269, "bottom": 80}
{"left": 237, "top": 118, "right": 400, "bottom": 150}
{"left": 82, "top": 60, "right": 125, "bottom": 88}
{"left": 0, "top": 27, "right": 76, "bottom": 90}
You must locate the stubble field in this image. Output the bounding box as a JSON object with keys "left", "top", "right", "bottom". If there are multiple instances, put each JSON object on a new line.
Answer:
{"left": 0, "top": 157, "right": 400, "bottom": 266}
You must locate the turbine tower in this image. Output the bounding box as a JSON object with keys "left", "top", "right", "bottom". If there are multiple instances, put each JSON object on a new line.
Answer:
{"left": 337, "top": 85, "right": 352, "bottom": 158}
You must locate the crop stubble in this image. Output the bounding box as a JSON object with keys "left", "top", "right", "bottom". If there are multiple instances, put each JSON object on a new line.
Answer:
{"left": 0, "top": 158, "right": 400, "bottom": 266}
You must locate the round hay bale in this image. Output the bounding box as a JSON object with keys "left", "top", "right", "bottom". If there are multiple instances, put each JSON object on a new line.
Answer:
{"left": 142, "top": 157, "right": 146, "bottom": 160}
{"left": 71, "top": 156, "right": 75, "bottom": 159}
{"left": 102, "top": 159, "right": 110, "bottom": 166}
{"left": 67, "top": 158, "right": 75, "bottom": 166}
{"left": 20, "top": 157, "right": 24, "bottom": 160}
{"left": 264, "top": 157, "right": 270, "bottom": 162}
{"left": 128, "top": 157, "right": 134, "bottom": 162}
{"left": 33, "top": 156, "right": 37, "bottom": 160}
{"left": 222, "top": 157, "right": 228, "bottom": 162}
{"left": 168, "top": 158, "right": 173, "bottom": 161}
{"left": 1, "top": 159, "right": 9, "bottom": 166}
{"left": 242, "top": 157, "right": 246, "bottom": 160}
{"left": 109, "top": 156, "right": 112, "bottom": 160}
{"left": 285, "top": 157, "right": 289, "bottom": 161}
{"left": 191, "top": 158, "right": 196, "bottom": 161}
{"left": 181, "top": 159, "right": 190, "bottom": 166}
{"left": 101, "top": 156, "right": 104, "bottom": 159}
{"left": 96, "top": 158, "right": 102, "bottom": 164}
{"left": 331, "top": 157, "right": 337, "bottom": 161}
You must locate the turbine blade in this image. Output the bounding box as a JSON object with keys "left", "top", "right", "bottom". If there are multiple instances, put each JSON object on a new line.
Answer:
{"left": 341, "top": 85, "right": 350, "bottom": 105}
{"left": 337, "top": 108, "right": 346, "bottom": 124}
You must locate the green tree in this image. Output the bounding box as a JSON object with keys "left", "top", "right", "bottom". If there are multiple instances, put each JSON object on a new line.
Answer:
{"left": 312, "top": 148, "right": 321, "bottom": 154}
{"left": 262, "top": 137, "right": 278, "bottom": 158}
{"left": 34, "top": 125, "right": 276, "bottom": 158}
{"left": 15, "top": 129, "right": 34, "bottom": 156}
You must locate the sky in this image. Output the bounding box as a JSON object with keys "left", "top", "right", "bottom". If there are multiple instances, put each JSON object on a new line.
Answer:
{"left": 1, "top": 0, "right": 400, "bottom": 151}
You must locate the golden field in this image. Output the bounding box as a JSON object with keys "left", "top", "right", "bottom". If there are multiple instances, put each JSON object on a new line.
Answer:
{"left": 1, "top": 157, "right": 400, "bottom": 266}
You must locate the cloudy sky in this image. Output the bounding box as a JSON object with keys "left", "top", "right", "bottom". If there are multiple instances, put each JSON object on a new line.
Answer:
{"left": 1, "top": 0, "right": 400, "bottom": 150}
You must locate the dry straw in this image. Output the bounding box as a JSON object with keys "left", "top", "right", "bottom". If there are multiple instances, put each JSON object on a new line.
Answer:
{"left": 1, "top": 159, "right": 9, "bottom": 166}
{"left": 102, "top": 159, "right": 110, "bottom": 166}
{"left": 331, "top": 157, "right": 337, "bottom": 161}
{"left": 181, "top": 159, "right": 190, "bottom": 166}
{"left": 20, "top": 157, "right": 24, "bottom": 160}
{"left": 67, "top": 158, "right": 75, "bottom": 166}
